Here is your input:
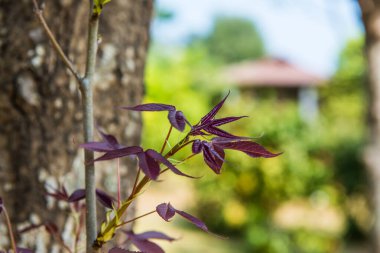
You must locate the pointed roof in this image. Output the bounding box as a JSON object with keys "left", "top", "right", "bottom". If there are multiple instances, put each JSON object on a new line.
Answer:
{"left": 222, "top": 58, "right": 326, "bottom": 88}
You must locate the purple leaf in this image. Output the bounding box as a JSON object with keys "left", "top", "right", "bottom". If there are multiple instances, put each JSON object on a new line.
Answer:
{"left": 44, "top": 222, "right": 59, "bottom": 235}
{"left": 126, "top": 231, "right": 165, "bottom": 253}
{"left": 80, "top": 142, "right": 116, "bottom": 152}
{"left": 168, "top": 110, "right": 186, "bottom": 131}
{"left": 45, "top": 185, "right": 69, "bottom": 202}
{"left": 146, "top": 149, "right": 197, "bottom": 178}
{"left": 121, "top": 103, "right": 175, "bottom": 112}
{"left": 200, "top": 91, "right": 230, "bottom": 124}
{"left": 192, "top": 140, "right": 202, "bottom": 154}
{"left": 0, "top": 197, "right": 3, "bottom": 214}
{"left": 96, "top": 189, "right": 115, "bottom": 209}
{"left": 175, "top": 209, "right": 210, "bottom": 232}
{"left": 137, "top": 152, "right": 160, "bottom": 180}
{"left": 94, "top": 146, "right": 143, "bottom": 162}
{"left": 98, "top": 128, "right": 121, "bottom": 149}
{"left": 16, "top": 248, "right": 34, "bottom": 253}
{"left": 209, "top": 116, "right": 247, "bottom": 127}
{"left": 80, "top": 128, "right": 124, "bottom": 152}
{"left": 132, "top": 231, "right": 176, "bottom": 242}
{"left": 156, "top": 203, "right": 176, "bottom": 222}
{"left": 202, "top": 144, "right": 224, "bottom": 174}
{"left": 68, "top": 189, "right": 85, "bottom": 203}
{"left": 214, "top": 139, "right": 280, "bottom": 158}
{"left": 203, "top": 126, "right": 240, "bottom": 139}
{"left": 109, "top": 248, "right": 143, "bottom": 253}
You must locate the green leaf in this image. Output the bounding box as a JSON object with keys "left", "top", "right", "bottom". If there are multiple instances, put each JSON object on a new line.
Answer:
{"left": 93, "top": 0, "right": 112, "bottom": 15}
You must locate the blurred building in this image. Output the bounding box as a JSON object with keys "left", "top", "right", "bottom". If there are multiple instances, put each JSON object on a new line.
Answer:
{"left": 223, "top": 58, "right": 326, "bottom": 123}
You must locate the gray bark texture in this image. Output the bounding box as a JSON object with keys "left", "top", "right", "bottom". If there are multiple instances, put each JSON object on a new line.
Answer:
{"left": 359, "top": 0, "right": 380, "bottom": 252}
{"left": 0, "top": 0, "right": 152, "bottom": 251}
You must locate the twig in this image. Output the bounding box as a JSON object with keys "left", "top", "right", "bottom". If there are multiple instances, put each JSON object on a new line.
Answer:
{"left": 115, "top": 210, "right": 156, "bottom": 228}
{"left": 32, "top": 0, "right": 82, "bottom": 85}
{"left": 160, "top": 126, "right": 173, "bottom": 154}
{"left": 2, "top": 207, "right": 17, "bottom": 253}
{"left": 82, "top": 8, "right": 100, "bottom": 253}
{"left": 117, "top": 158, "right": 121, "bottom": 209}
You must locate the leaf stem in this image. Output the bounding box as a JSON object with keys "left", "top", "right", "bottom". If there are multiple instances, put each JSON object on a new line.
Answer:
{"left": 32, "top": 0, "right": 82, "bottom": 84}
{"left": 93, "top": 135, "right": 195, "bottom": 248}
{"left": 2, "top": 206, "right": 17, "bottom": 253}
{"left": 131, "top": 168, "right": 141, "bottom": 196}
{"left": 115, "top": 210, "right": 156, "bottom": 228}
{"left": 117, "top": 158, "right": 121, "bottom": 209}
{"left": 160, "top": 126, "right": 173, "bottom": 154}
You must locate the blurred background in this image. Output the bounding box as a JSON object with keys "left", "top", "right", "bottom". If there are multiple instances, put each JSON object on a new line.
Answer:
{"left": 135, "top": 0, "right": 372, "bottom": 252}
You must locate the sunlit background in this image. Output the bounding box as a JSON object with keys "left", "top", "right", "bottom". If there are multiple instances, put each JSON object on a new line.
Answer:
{"left": 135, "top": 1, "right": 369, "bottom": 252}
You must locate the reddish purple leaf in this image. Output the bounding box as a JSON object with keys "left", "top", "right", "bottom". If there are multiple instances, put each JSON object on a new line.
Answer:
{"left": 80, "top": 128, "right": 124, "bottom": 152}
{"left": 80, "top": 142, "right": 116, "bottom": 152}
{"left": 45, "top": 185, "right": 69, "bottom": 202}
{"left": 214, "top": 139, "right": 280, "bottom": 158}
{"left": 44, "top": 222, "right": 59, "bottom": 235}
{"left": 126, "top": 231, "right": 165, "bottom": 253}
{"left": 200, "top": 91, "right": 230, "bottom": 124}
{"left": 109, "top": 248, "right": 143, "bottom": 253}
{"left": 209, "top": 116, "right": 247, "bottom": 127}
{"left": 98, "top": 128, "right": 121, "bottom": 148}
{"left": 68, "top": 189, "right": 85, "bottom": 203}
{"left": 203, "top": 126, "right": 239, "bottom": 139}
{"left": 137, "top": 152, "right": 160, "bottom": 180}
{"left": 132, "top": 231, "right": 176, "bottom": 242}
{"left": 156, "top": 203, "right": 216, "bottom": 236}
{"left": 146, "top": 149, "right": 197, "bottom": 178}
{"left": 192, "top": 140, "right": 202, "bottom": 154}
{"left": 96, "top": 189, "right": 115, "bottom": 209}
{"left": 94, "top": 146, "right": 143, "bottom": 162}
{"left": 202, "top": 144, "right": 224, "bottom": 174}
{"left": 168, "top": 110, "right": 186, "bottom": 131}
{"left": 121, "top": 103, "right": 175, "bottom": 112}
{"left": 175, "top": 209, "right": 209, "bottom": 232}
{"left": 156, "top": 203, "right": 176, "bottom": 222}
{"left": 0, "top": 197, "right": 3, "bottom": 214}
{"left": 16, "top": 248, "right": 34, "bottom": 253}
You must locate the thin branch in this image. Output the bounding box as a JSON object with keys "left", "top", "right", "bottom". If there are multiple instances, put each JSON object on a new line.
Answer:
{"left": 32, "top": 0, "right": 83, "bottom": 84}
{"left": 2, "top": 207, "right": 17, "bottom": 253}
{"left": 83, "top": 9, "right": 99, "bottom": 253}
{"left": 131, "top": 168, "right": 141, "bottom": 196}
{"left": 115, "top": 210, "right": 156, "bottom": 228}
{"left": 160, "top": 126, "right": 173, "bottom": 154}
{"left": 117, "top": 158, "right": 121, "bottom": 209}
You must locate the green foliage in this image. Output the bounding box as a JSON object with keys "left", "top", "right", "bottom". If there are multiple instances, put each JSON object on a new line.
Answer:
{"left": 192, "top": 17, "right": 265, "bottom": 63}
{"left": 144, "top": 36, "right": 368, "bottom": 253}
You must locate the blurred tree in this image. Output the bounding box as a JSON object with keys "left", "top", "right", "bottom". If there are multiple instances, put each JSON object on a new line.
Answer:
{"left": 0, "top": 1, "right": 152, "bottom": 250}
{"left": 358, "top": 1, "right": 380, "bottom": 252}
{"left": 194, "top": 17, "right": 265, "bottom": 63}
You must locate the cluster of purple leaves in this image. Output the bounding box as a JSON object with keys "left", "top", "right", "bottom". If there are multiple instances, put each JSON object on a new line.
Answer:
{"left": 109, "top": 202, "right": 213, "bottom": 253}
{"left": 46, "top": 184, "right": 115, "bottom": 209}
{"left": 80, "top": 92, "right": 280, "bottom": 252}
{"left": 80, "top": 129, "right": 195, "bottom": 180}
{"left": 122, "top": 92, "right": 280, "bottom": 174}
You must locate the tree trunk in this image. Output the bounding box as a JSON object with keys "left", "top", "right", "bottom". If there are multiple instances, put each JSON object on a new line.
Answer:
{"left": 0, "top": 0, "right": 152, "bottom": 251}
{"left": 359, "top": 1, "right": 380, "bottom": 252}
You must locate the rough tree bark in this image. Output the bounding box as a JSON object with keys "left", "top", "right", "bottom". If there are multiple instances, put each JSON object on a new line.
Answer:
{"left": 0, "top": 0, "right": 152, "bottom": 250}
{"left": 359, "top": 0, "right": 380, "bottom": 252}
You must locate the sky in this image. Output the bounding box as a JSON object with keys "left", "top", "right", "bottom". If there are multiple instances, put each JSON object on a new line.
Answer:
{"left": 152, "top": 0, "right": 363, "bottom": 77}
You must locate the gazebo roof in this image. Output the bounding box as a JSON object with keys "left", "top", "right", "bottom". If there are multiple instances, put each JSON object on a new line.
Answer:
{"left": 222, "top": 58, "right": 326, "bottom": 88}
